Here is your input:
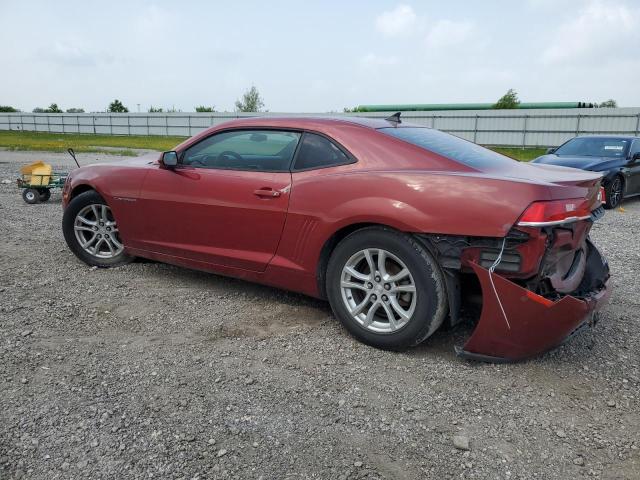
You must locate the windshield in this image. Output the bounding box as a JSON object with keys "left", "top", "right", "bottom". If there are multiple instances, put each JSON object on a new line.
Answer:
{"left": 379, "top": 127, "right": 517, "bottom": 169}
{"left": 554, "top": 137, "right": 630, "bottom": 158}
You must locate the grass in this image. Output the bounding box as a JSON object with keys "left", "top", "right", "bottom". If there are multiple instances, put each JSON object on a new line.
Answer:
{"left": 491, "top": 147, "right": 546, "bottom": 162}
{"left": 0, "top": 131, "right": 187, "bottom": 156}
{"left": 0, "top": 131, "right": 546, "bottom": 162}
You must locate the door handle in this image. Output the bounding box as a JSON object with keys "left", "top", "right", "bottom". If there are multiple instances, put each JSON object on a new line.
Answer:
{"left": 253, "top": 188, "right": 281, "bottom": 198}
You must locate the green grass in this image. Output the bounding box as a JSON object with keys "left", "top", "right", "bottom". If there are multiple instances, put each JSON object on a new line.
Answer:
{"left": 491, "top": 147, "right": 546, "bottom": 162}
{"left": 0, "top": 131, "right": 187, "bottom": 156}
{"left": 0, "top": 130, "right": 547, "bottom": 162}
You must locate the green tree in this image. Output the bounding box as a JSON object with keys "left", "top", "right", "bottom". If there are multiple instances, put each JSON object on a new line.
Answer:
{"left": 493, "top": 89, "right": 520, "bottom": 109}
{"left": 44, "top": 103, "right": 63, "bottom": 113}
{"left": 195, "top": 105, "right": 215, "bottom": 112}
{"left": 66, "top": 108, "right": 85, "bottom": 113}
{"left": 0, "top": 105, "right": 18, "bottom": 112}
{"left": 148, "top": 106, "right": 163, "bottom": 113}
{"left": 108, "top": 99, "right": 129, "bottom": 113}
{"left": 599, "top": 99, "right": 617, "bottom": 108}
{"left": 234, "top": 86, "right": 265, "bottom": 112}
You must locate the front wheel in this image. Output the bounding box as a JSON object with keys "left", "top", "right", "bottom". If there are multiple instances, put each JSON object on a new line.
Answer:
{"left": 326, "top": 227, "right": 448, "bottom": 350}
{"left": 62, "top": 190, "right": 133, "bottom": 267}
{"left": 22, "top": 188, "right": 40, "bottom": 204}
{"left": 604, "top": 176, "right": 624, "bottom": 209}
{"left": 38, "top": 188, "right": 51, "bottom": 202}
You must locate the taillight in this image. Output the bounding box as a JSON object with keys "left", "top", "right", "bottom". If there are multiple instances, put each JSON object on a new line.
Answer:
{"left": 517, "top": 198, "right": 593, "bottom": 227}
{"left": 598, "top": 186, "right": 606, "bottom": 205}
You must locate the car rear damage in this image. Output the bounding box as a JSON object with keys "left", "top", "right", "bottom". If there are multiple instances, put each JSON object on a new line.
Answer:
{"left": 421, "top": 179, "right": 611, "bottom": 362}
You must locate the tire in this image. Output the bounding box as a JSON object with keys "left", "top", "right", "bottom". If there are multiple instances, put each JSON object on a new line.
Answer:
{"left": 604, "top": 175, "right": 624, "bottom": 209}
{"left": 22, "top": 188, "right": 41, "bottom": 204}
{"left": 326, "top": 227, "right": 448, "bottom": 350}
{"left": 62, "top": 190, "right": 134, "bottom": 268}
{"left": 38, "top": 188, "right": 51, "bottom": 202}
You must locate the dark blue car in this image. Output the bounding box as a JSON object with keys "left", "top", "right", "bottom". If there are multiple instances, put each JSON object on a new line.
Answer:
{"left": 533, "top": 135, "right": 640, "bottom": 208}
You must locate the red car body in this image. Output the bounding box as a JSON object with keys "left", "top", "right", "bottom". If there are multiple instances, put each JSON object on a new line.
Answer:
{"left": 62, "top": 117, "right": 611, "bottom": 361}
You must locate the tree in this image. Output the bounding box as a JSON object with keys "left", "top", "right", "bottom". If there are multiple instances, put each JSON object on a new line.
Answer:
{"left": 599, "top": 99, "right": 617, "bottom": 108}
{"left": 66, "top": 108, "right": 85, "bottom": 113}
{"left": 234, "top": 86, "right": 265, "bottom": 112}
{"left": 195, "top": 105, "right": 215, "bottom": 112}
{"left": 148, "top": 106, "right": 163, "bottom": 113}
{"left": 45, "top": 103, "right": 63, "bottom": 113}
{"left": 493, "top": 89, "right": 520, "bottom": 109}
{"left": 0, "top": 105, "right": 18, "bottom": 112}
{"left": 108, "top": 99, "right": 129, "bottom": 113}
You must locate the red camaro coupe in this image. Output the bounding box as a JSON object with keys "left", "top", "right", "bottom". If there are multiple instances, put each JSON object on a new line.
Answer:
{"left": 61, "top": 115, "right": 610, "bottom": 361}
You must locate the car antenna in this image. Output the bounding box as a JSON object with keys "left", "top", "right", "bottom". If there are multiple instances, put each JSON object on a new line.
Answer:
{"left": 384, "top": 111, "right": 402, "bottom": 126}
{"left": 67, "top": 148, "right": 80, "bottom": 168}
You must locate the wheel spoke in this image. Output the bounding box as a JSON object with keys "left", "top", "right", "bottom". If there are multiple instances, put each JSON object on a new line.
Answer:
{"left": 381, "top": 302, "right": 399, "bottom": 331}
{"left": 390, "top": 297, "right": 411, "bottom": 321}
{"left": 81, "top": 234, "right": 98, "bottom": 248}
{"left": 90, "top": 205, "right": 100, "bottom": 220}
{"left": 104, "top": 238, "right": 115, "bottom": 254}
{"left": 341, "top": 280, "right": 368, "bottom": 291}
{"left": 110, "top": 235, "right": 123, "bottom": 249}
{"left": 74, "top": 225, "right": 94, "bottom": 232}
{"left": 101, "top": 205, "right": 108, "bottom": 222}
{"left": 391, "top": 284, "right": 416, "bottom": 293}
{"left": 363, "top": 249, "right": 376, "bottom": 275}
{"left": 344, "top": 266, "right": 370, "bottom": 282}
{"left": 91, "top": 238, "right": 104, "bottom": 254}
{"left": 387, "top": 268, "right": 410, "bottom": 283}
{"left": 351, "top": 295, "right": 372, "bottom": 317}
{"left": 377, "top": 249, "right": 388, "bottom": 278}
{"left": 77, "top": 215, "right": 96, "bottom": 226}
{"left": 363, "top": 301, "right": 380, "bottom": 326}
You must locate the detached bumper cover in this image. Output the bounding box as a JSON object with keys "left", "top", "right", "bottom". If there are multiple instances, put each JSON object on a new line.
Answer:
{"left": 457, "top": 243, "right": 610, "bottom": 362}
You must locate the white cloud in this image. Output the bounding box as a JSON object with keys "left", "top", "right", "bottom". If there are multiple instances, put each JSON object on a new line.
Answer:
{"left": 425, "top": 19, "right": 475, "bottom": 49}
{"left": 375, "top": 5, "right": 417, "bottom": 37}
{"left": 541, "top": 1, "right": 640, "bottom": 64}
{"left": 360, "top": 53, "right": 399, "bottom": 69}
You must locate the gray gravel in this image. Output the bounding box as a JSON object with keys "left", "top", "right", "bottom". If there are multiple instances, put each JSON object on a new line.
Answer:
{"left": 1, "top": 150, "right": 639, "bottom": 479}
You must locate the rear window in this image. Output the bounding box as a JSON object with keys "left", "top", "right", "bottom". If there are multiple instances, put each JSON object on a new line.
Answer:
{"left": 554, "top": 137, "right": 630, "bottom": 157}
{"left": 379, "top": 127, "right": 516, "bottom": 169}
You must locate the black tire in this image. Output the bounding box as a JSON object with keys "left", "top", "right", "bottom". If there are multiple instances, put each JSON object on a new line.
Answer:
{"left": 38, "top": 188, "right": 51, "bottom": 202}
{"left": 326, "top": 227, "right": 448, "bottom": 350}
{"left": 604, "top": 175, "right": 624, "bottom": 209}
{"left": 22, "top": 188, "right": 40, "bottom": 204}
{"left": 62, "top": 190, "right": 134, "bottom": 268}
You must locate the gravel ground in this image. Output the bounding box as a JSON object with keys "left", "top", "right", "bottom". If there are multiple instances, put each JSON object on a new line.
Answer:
{"left": 1, "top": 150, "right": 639, "bottom": 480}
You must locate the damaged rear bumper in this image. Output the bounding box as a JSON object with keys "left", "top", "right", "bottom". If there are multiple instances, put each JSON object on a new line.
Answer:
{"left": 456, "top": 241, "right": 610, "bottom": 362}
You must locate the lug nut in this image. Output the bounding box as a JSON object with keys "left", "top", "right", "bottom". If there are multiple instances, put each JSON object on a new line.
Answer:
{"left": 384, "top": 283, "right": 390, "bottom": 290}
{"left": 371, "top": 294, "right": 377, "bottom": 301}
{"left": 375, "top": 275, "right": 381, "bottom": 282}
{"left": 99, "top": 222, "right": 104, "bottom": 226}
{"left": 382, "top": 295, "right": 388, "bottom": 302}
{"left": 367, "top": 282, "right": 373, "bottom": 289}
{"left": 97, "top": 234, "right": 102, "bottom": 238}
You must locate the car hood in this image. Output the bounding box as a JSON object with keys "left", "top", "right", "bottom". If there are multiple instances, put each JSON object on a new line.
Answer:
{"left": 532, "top": 154, "right": 615, "bottom": 170}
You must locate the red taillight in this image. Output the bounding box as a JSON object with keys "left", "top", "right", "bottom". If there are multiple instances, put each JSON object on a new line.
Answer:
{"left": 517, "top": 198, "right": 593, "bottom": 227}
{"left": 599, "top": 186, "right": 606, "bottom": 205}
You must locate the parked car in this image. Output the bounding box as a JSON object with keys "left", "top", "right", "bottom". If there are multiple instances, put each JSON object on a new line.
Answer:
{"left": 61, "top": 116, "right": 610, "bottom": 361}
{"left": 532, "top": 135, "right": 640, "bottom": 209}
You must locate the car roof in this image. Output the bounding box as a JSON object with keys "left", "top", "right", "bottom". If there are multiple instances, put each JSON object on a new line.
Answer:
{"left": 570, "top": 134, "right": 640, "bottom": 141}
{"left": 211, "top": 115, "right": 424, "bottom": 130}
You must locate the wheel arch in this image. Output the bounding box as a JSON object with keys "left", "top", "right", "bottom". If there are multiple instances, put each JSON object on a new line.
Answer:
{"left": 70, "top": 183, "right": 99, "bottom": 200}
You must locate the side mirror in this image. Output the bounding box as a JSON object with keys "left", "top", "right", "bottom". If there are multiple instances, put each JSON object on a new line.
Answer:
{"left": 632, "top": 152, "right": 640, "bottom": 162}
{"left": 161, "top": 151, "right": 178, "bottom": 168}
{"left": 545, "top": 147, "right": 556, "bottom": 154}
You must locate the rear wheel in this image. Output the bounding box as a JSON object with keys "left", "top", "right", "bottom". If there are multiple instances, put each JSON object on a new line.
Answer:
{"left": 62, "top": 190, "right": 133, "bottom": 267}
{"left": 604, "top": 176, "right": 624, "bottom": 209}
{"left": 326, "top": 227, "right": 448, "bottom": 350}
{"left": 38, "top": 188, "right": 51, "bottom": 202}
{"left": 22, "top": 188, "right": 40, "bottom": 204}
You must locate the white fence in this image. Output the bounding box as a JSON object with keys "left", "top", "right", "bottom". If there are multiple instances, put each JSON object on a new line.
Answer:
{"left": 1, "top": 108, "right": 639, "bottom": 147}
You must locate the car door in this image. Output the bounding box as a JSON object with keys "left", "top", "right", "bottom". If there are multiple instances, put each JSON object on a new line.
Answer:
{"left": 625, "top": 140, "right": 640, "bottom": 194}
{"left": 132, "top": 129, "right": 300, "bottom": 272}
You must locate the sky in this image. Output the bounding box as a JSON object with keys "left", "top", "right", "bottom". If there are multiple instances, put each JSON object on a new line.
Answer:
{"left": 1, "top": 0, "right": 639, "bottom": 113}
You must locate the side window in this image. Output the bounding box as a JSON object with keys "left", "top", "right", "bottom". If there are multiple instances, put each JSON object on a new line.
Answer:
{"left": 630, "top": 140, "right": 640, "bottom": 158}
{"left": 293, "top": 133, "right": 352, "bottom": 171}
{"left": 181, "top": 130, "right": 301, "bottom": 171}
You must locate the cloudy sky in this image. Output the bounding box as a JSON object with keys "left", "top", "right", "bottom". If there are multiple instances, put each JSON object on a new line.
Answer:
{"left": 1, "top": 0, "right": 639, "bottom": 112}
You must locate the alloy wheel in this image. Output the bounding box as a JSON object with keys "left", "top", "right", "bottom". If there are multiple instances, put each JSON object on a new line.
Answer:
{"left": 73, "top": 204, "right": 124, "bottom": 259}
{"left": 340, "top": 248, "right": 417, "bottom": 333}
{"left": 610, "top": 177, "right": 623, "bottom": 207}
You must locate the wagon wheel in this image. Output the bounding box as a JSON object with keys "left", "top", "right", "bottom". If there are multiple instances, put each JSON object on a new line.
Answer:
{"left": 37, "top": 188, "right": 51, "bottom": 202}
{"left": 22, "top": 188, "right": 41, "bottom": 204}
